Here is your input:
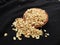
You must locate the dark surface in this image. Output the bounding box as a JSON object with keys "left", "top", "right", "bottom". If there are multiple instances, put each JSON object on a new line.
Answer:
{"left": 0, "top": 0, "right": 60, "bottom": 45}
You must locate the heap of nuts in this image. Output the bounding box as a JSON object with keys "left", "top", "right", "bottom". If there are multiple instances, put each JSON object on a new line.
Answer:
{"left": 12, "top": 18, "right": 43, "bottom": 40}
{"left": 23, "top": 8, "right": 48, "bottom": 28}
{"left": 11, "top": 8, "right": 49, "bottom": 40}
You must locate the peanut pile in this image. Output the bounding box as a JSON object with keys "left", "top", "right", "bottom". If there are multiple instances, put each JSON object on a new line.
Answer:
{"left": 12, "top": 18, "right": 43, "bottom": 40}
{"left": 12, "top": 8, "right": 48, "bottom": 40}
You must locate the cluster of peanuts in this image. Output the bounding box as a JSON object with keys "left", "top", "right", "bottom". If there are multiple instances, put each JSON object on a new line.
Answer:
{"left": 12, "top": 8, "right": 48, "bottom": 40}
{"left": 23, "top": 8, "right": 48, "bottom": 28}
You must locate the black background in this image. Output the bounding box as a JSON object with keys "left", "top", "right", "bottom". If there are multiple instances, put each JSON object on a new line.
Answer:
{"left": 0, "top": 0, "right": 60, "bottom": 45}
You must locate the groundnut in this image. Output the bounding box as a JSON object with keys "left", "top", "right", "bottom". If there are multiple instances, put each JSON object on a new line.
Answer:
{"left": 12, "top": 8, "right": 48, "bottom": 40}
